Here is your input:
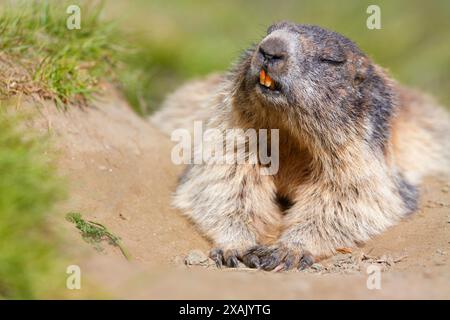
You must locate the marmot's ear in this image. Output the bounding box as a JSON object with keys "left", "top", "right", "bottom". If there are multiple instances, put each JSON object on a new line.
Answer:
{"left": 320, "top": 39, "right": 346, "bottom": 63}
{"left": 354, "top": 56, "right": 369, "bottom": 85}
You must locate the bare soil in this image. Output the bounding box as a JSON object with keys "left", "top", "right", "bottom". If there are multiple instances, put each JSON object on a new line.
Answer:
{"left": 27, "top": 89, "right": 450, "bottom": 299}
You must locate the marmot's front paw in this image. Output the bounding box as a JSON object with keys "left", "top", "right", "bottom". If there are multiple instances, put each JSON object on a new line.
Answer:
{"left": 209, "top": 248, "right": 241, "bottom": 268}
{"left": 243, "top": 244, "right": 314, "bottom": 271}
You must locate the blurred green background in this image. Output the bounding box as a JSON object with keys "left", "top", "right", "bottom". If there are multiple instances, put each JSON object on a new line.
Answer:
{"left": 107, "top": 0, "right": 450, "bottom": 113}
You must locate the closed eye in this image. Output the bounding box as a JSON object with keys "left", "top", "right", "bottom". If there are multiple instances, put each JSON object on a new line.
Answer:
{"left": 319, "top": 57, "right": 345, "bottom": 65}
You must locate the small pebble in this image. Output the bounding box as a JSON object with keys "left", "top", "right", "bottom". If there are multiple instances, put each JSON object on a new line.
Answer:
{"left": 119, "top": 213, "right": 130, "bottom": 221}
{"left": 184, "top": 249, "right": 209, "bottom": 266}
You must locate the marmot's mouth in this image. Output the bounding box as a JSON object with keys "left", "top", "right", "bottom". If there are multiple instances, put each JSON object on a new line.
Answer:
{"left": 259, "top": 69, "right": 275, "bottom": 90}
{"left": 258, "top": 69, "right": 281, "bottom": 94}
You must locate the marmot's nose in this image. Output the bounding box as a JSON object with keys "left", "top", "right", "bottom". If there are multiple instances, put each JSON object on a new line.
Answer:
{"left": 258, "top": 37, "right": 288, "bottom": 70}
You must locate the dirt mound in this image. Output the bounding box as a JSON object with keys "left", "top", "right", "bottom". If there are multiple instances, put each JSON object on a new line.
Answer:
{"left": 27, "top": 89, "right": 449, "bottom": 299}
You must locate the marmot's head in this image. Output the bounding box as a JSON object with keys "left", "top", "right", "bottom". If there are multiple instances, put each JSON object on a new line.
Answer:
{"left": 233, "top": 22, "right": 394, "bottom": 149}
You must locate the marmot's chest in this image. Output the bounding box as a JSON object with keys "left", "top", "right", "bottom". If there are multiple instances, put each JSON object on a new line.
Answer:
{"left": 273, "top": 142, "right": 312, "bottom": 201}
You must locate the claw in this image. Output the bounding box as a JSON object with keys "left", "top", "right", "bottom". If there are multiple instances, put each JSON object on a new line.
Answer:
{"left": 224, "top": 249, "right": 240, "bottom": 267}
{"left": 299, "top": 252, "right": 315, "bottom": 270}
{"left": 210, "top": 248, "right": 242, "bottom": 268}
{"left": 283, "top": 254, "right": 300, "bottom": 271}
{"left": 242, "top": 253, "right": 261, "bottom": 269}
{"left": 243, "top": 244, "right": 314, "bottom": 271}
{"left": 209, "top": 248, "right": 224, "bottom": 268}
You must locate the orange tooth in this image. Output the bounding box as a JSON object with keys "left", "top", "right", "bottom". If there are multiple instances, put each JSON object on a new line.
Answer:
{"left": 264, "top": 73, "right": 272, "bottom": 87}
{"left": 259, "top": 69, "right": 266, "bottom": 85}
{"left": 269, "top": 78, "right": 276, "bottom": 90}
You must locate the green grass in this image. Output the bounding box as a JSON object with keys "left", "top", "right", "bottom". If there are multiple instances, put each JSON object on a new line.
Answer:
{"left": 0, "top": 106, "right": 64, "bottom": 299}
{"left": 0, "top": 0, "right": 118, "bottom": 106}
{"left": 66, "top": 212, "right": 131, "bottom": 261}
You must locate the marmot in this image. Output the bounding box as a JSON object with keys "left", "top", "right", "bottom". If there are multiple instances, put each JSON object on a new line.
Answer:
{"left": 151, "top": 22, "right": 450, "bottom": 270}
